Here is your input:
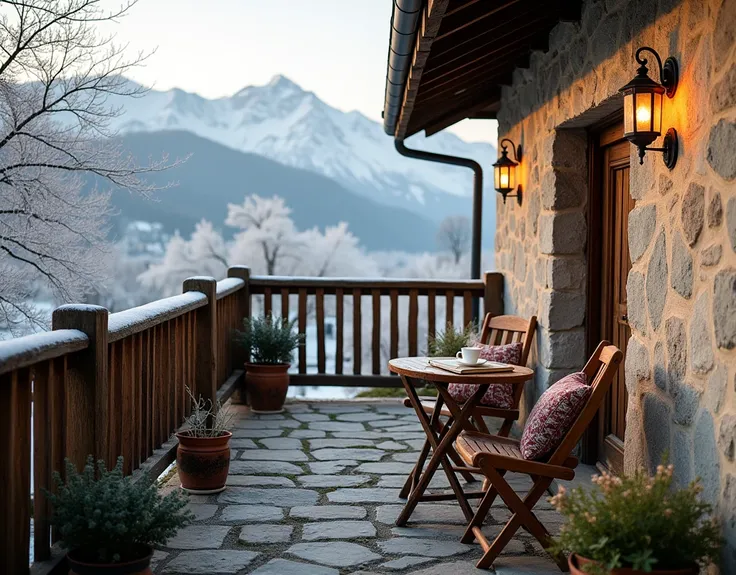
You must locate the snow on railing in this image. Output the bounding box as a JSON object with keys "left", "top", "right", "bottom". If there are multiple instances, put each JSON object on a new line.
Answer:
{"left": 215, "top": 277, "right": 245, "bottom": 300}
{"left": 107, "top": 291, "right": 207, "bottom": 343}
{"left": 0, "top": 329, "right": 88, "bottom": 375}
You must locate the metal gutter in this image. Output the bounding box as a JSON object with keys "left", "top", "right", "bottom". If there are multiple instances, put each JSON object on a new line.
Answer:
{"left": 383, "top": 0, "right": 422, "bottom": 136}
{"left": 395, "top": 139, "right": 484, "bottom": 319}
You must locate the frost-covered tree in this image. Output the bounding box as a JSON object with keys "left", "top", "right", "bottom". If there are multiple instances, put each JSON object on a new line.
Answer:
{"left": 292, "top": 223, "right": 378, "bottom": 278}
{"left": 227, "top": 195, "right": 302, "bottom": 276}
{"left": 437, "top": 215, "right": 471, "bottom": 264}
{"left": 138, "top": 220, "right": 228, "bottom": 297}
{"left": 0, "top": 0, "right": 176, "bottom": 333}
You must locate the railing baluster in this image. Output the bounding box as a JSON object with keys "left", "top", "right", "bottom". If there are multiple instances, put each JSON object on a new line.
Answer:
{"left": 298, "top": 288, "right": 307, "bottom": 374}
{"left": 390, "top": 289, "right": 399, "bottom": 359}
{"left": 408, "top": 289, "right": 418, "bottom": 356}
{"left": 335, "top": 289, "right": 344, "bottom": 374}
{"left": 316, "top": 288, "right": 326, "bottom": 373}
{"left": 446, "top": 290, "right": 455, "bottom": 328}
{"left": 428, "top": 289, "right": 436, "bottom": 350}
{"left": 353, "top": 289, "right": 361, "bottom": 375}
{"left": 264, "top": 287, "right": 272, "bottom": 317}
{"left": 110, "top": 342, "right": 122, "bottom": 465}
{"left": 34, "top": 362, "right": 51, "bottom": 560}
{"left": 464, "top": 291, "right": 473, "bottom": 327}
{"left": 372, "top": 289, "right": 381, "bottom": 375}
{"left": 281, "top": 288, "right": 289, "bottom": 320}
{"left": 0, "top": 369, "right": 32, "bottom": 575}
{"left": 51, "top": 356, "right": 66, "bottom": 544}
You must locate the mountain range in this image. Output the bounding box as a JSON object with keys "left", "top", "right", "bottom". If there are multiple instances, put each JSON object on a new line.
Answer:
{"left": 102, "top": 75, "right": 497, "bottom": 251}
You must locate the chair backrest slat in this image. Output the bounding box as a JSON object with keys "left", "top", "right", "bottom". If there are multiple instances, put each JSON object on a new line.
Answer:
{"left": 479, "top": 314, "right": 537, "bottom": 367}
{"left": 548, "top": 341, "right": 623, "bottom": 466}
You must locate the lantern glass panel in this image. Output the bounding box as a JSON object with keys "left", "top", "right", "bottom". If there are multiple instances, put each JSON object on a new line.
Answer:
{"left": 623, "top": 92, "right": 634, "bottom": 135}
{"left": 494, "top": 165, "right": 500, "bottom": 189}
{"left": 635, "top": 91, "right": 654, "bottom": 133}
{"left": 652, "top": 91, "right": 662, "bottom": 135}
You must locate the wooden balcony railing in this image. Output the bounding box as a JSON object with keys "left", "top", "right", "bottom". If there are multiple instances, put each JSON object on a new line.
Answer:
{"left": 0, "top": 266, "right": 503, "bottom": 573}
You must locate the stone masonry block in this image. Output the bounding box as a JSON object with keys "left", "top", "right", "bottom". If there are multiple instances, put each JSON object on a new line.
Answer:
{"left": 547, "top": 257, "right": 586, "bottom": 290}
{"left": 539, "top": 290, "right": 585, "bottom": 330}
{"left": 539, "top": 212, "right": 587, "bottom": 255}
{"left": 539, "top": 327, "right": 586, "bottom": 369}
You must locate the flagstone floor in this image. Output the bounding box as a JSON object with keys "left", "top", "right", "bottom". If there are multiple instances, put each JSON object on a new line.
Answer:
{"left": 156, "top": 399, "right": 565, "bottom": 575}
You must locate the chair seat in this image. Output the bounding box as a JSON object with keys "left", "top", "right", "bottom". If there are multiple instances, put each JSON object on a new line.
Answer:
{"left": 402, "top": 398, "right": 520, "bottom": 420}
{"left": 455, "top": 431, "right": 578, "bottom": 478}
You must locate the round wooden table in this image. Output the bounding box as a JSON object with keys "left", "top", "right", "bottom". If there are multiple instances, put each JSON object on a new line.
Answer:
{"left": 388, "top": 357, "right": 534, "bottom": 526}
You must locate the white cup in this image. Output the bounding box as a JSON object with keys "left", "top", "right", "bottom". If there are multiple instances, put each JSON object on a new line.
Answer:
{"left": 456, "top": 346, "right": 482, "bottom": 364}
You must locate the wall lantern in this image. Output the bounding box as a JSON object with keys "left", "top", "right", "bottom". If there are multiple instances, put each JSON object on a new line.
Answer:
{"left": 619, "top": 47, "right": 679, "bottom": 169}
{"left": 493, "top": 138, "right": 522, "bottom": 205}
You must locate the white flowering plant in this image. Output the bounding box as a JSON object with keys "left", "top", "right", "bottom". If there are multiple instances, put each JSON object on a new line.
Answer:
{"left": 548, "top": 464, "right": 721, "bottom": 574}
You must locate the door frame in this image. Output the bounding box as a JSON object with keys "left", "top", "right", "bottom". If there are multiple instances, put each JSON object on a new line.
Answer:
{"left": 581, "top": 112, "right": 625, "bottom": 465}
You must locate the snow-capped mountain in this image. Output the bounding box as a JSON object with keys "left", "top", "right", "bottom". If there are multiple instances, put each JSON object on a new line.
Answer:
{"left": 106, "top": 75, "right": 496, "bottom": 220}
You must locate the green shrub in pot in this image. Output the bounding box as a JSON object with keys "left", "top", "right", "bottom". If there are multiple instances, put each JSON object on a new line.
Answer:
{"left": 45, "top": 456, "right": 191, "bottom": 573}
{"left": 235, "top": 314, "right": 304, "bottom": 413}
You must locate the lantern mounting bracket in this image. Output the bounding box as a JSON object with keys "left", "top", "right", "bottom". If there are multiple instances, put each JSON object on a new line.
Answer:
{"left": 635, "top": 47, "right": 678, "bottom": 98}
{"left": 497, "top": 139, "right": 523, "bottom": 205}
{"left": 639, "top": 127, "right": 678, "bottom": 169}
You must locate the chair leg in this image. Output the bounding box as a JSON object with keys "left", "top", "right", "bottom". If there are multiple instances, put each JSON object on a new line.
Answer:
{"left": 472, "top": 463, "right": 567, "bottom": 571}
{"left": 497, "top": 418, "right": 514, "bottom": 437}
{"left": 460, "top": 472, "right": 504, "bottom": 543}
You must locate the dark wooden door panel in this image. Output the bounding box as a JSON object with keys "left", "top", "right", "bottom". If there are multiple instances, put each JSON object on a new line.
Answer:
{"left": 596, "top": 130, "right": 630, "bottom": 475}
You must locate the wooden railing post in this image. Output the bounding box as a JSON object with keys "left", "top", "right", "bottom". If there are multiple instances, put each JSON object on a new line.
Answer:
{"left": 483, "top": 271, "right": 504, "bottom": 318}
{"left": 227, "top": 265, "right": 250, "bottom": 369}
{"left": 227, "top": 266, "right": 250, "bottom": 404}
{"left": 52, "top": 304, "right": 109, "bottom": 469}
{"left": 183, "top": 277, "right": 217, "bottom": 410}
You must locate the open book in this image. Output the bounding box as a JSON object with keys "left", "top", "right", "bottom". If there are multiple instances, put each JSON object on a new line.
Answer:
{"left": 428, "top": 358, "right": 515, "bottom": 375}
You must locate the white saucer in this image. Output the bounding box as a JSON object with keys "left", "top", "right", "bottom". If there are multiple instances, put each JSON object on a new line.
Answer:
{"left": 456, "top": 358, "right": 488, "bottom": 367}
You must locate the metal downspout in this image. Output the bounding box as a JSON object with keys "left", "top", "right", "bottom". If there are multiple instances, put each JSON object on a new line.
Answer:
{"left": 395, "top": 139, "right": 484, "bottom": 320}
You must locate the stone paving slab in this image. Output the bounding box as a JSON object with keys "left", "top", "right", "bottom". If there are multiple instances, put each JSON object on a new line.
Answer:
{"left": 287, "top": 542, "right": 382, "bottom": 567}
{"left": 162, "top": 550, "right": 260, "bottom": 574}
{"left": 290, "top": 505, "right": 368, "bottom": 520}
{"left": 153, "top": 400, "right": 564, "bottom": 575}
{"left": 239, "top": 448, "right": 308, "bottom": 462}
{"left": 250, "top": 559, "right": 339, "bottom": 575}
{"left": 302, "top": 520, "right": 377, "bottom": 540}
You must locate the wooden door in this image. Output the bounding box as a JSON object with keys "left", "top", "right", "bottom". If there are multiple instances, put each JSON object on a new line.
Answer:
{"left": 595, "top": 123, "right": 631, "bottom": 475}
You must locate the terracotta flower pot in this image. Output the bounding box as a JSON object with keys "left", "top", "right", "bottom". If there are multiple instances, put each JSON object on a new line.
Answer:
{"left": 569, "top": 554, "right": 699, "bottom": 575}
{"left": 245, "top": 362, "right": 290, "bottom": 413}
{"left": 67, "top": 546, "right": 153, "bottom": 575}
{"left": 176, "top": 430, "right": 232, "bottom": 494}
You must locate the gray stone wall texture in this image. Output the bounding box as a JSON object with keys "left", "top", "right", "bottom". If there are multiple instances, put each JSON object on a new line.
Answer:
{"left": 494, "top": 0, "right": 736, "bottom": 570}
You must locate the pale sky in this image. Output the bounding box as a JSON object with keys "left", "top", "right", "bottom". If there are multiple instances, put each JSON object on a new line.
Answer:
{"left": 100, "top": 0, "right": 498, "bottom": 144}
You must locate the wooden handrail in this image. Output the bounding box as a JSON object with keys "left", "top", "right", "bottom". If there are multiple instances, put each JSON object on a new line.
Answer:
{"left": 0, "top": 329, "right": 88, "bottom": 375}
{"left": 249, "top": 275, "right": 486, "bottom": 295}
{"left": 108, "top": 292, "right": 207, "bottom": 343}
{"left": 216, "top": 277, "right": 245, "bottom": 300}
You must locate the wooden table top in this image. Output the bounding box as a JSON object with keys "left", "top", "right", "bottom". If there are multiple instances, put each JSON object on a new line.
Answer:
{"left": 388, "top": 357, "right": 534, "bottom": 384}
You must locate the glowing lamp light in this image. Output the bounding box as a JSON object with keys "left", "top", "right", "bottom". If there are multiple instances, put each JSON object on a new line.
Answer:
{"left": 493, "top": 139, "right": 522, "bottom": 205}
{"left": 619, "top": 47, "right": 679, "bottom": 169}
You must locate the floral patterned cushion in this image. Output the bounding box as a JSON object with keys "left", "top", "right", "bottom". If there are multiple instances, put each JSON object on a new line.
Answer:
{"left": 519, "top": 372, "right": 590, "bottom": 460}
{"left": 447, "top": 342, "right": 523, "bottom": 409}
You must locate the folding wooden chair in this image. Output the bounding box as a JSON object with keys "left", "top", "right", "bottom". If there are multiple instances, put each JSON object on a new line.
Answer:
{"left": 454, "top": 342, "right": 623, "bottom": 571}
{"left": 403, "top": 313, "right": 537, "bottom": 438}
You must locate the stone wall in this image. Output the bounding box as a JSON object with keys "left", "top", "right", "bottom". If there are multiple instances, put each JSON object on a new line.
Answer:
{"left": 493, "top": 0, "right": 736, "bottom": 569}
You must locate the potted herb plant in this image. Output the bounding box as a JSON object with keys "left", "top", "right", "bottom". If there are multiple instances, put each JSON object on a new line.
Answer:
{"left": 549, "top": 463, "right": 722, "bottom": 575}
{"left": 176, "top": 387, "right": 234, "bottom": 494}
{"left": 235, "top": 314, "right": 304, "bottom": 413}
{"left": 45, "top": 456, "right": 190, "bottom": 575}
{"left": 428, "top": 321, "right": 477, "bottom": 357}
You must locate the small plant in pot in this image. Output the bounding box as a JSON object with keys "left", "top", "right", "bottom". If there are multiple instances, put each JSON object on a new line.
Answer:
{"left": 45, "top": 456, "right": 191, "bottom": 575}
{"left": 235, "top": 314, "right": 304, "bottom": 413}
{"left": 176, "top": 387, "right": 234, "bottom": 494}
{"left": 548, "top": 463, "right": 722, "bottom": 574}
{"left": 428, "top": 321, "right": 477, "bottom": 357}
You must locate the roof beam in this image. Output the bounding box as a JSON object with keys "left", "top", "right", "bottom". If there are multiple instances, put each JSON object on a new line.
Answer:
{"left": 395, "top": 0, "right": 451, "bottom": 139}
{"left": 422, "top": 89, "right": 502, "bottom": 137}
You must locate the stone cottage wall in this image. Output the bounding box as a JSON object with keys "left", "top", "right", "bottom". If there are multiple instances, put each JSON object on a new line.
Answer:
{"left": 494, "top": 0, "right": 735, "bottom": 569}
